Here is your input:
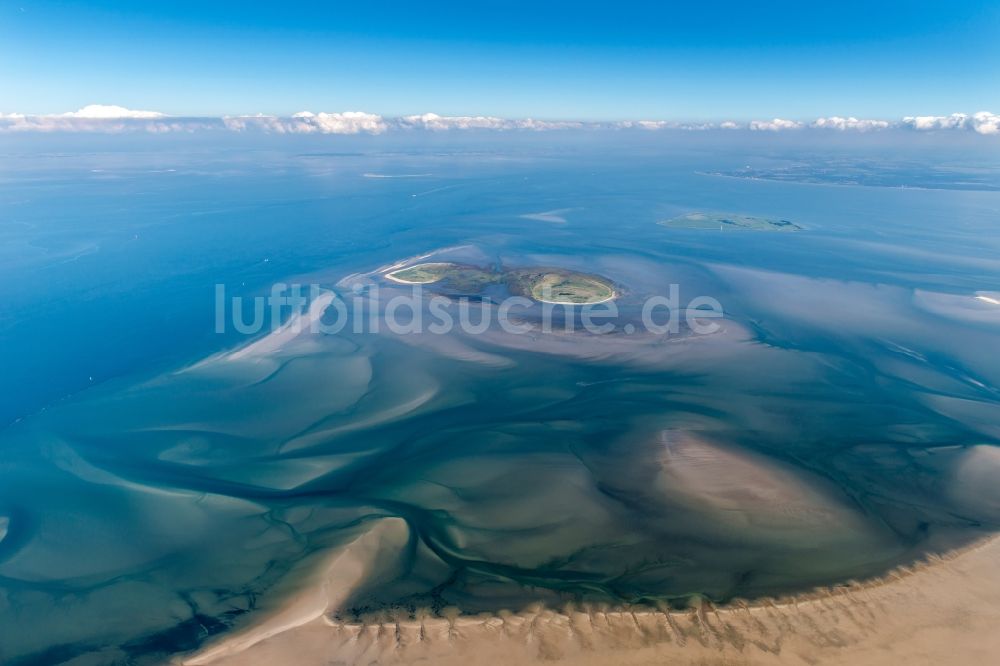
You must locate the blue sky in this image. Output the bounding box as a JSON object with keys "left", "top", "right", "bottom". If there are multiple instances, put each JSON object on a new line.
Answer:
{"left": 2, "top": 0, "right": 998, "bottom": 120}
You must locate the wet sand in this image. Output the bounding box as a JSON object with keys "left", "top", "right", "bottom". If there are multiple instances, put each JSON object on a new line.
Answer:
{"left": 181, "top": 531, "right": 1000, "bottom": 666}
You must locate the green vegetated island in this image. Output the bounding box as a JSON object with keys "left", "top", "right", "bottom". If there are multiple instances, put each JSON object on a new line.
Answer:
{"left": 659, "top": 212, "right": 803, "bottom": 232}
{"left": 385, "top": 262, "right": 616, "bottom": 304}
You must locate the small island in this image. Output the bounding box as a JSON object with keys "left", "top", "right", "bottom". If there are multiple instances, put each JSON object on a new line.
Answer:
{"left": 386, "top": 262, "right": 502, "bottom": 292}
{"left": 660, "top": 212, "right": 803, "bottom": 232}
{"left": 385, "top": 262, "right": 616, "bottom": 305}
{"left": 386, "top": 263, "right": 474, "bottom": 284}
{"left": 506, "top": 268, "right": 615, "bottom": 304}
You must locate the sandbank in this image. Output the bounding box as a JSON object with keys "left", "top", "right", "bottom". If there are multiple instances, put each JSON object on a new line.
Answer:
{"left": 181, "top": 524, "right": 1000, "bottom": 666}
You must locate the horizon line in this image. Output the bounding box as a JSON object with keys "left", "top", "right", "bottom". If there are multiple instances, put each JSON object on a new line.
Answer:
{"left": 1, "top": 105, "right": 998, "bottom": 136}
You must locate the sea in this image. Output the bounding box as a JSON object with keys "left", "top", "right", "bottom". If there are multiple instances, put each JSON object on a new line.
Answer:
{"left": 1, "top": 129, "right": 999, "bottom": 664}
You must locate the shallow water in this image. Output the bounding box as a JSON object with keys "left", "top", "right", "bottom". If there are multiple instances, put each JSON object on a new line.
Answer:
{"left": 1, "top": 133, "right": 999, "bottom": 664}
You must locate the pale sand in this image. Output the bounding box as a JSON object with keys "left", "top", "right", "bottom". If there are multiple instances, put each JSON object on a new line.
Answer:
{"left": 183, "top": 518, "right": 410, "bottom": 665}
{"left": 533, "top": 291, "right": 617, "bottom": 305}
{"left": 519, "top": 208, "right": 574, "bottom": 224}
{"left": 344, "top": 246, "right": 472, "bottom": 288}
{"left": 181, "top": 520, "right": 1000, "bottom": 666}
{"left": 225, "top": 290, "right": 337, "bottom": 361}
{"left": 652, "top": 432, "right": 888, "bottom": 548}
{"left": 383, "top": 262, "right": 455, "bottom": 284}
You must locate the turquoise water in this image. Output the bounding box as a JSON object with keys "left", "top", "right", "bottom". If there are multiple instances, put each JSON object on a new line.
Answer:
{"left": 1, "top": 133, "right": 999, "bottom": 664}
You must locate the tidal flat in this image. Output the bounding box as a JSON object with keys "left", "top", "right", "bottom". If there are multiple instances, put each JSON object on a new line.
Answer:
{"left": 1, "top": 135, "right": 999, "bottom": 665}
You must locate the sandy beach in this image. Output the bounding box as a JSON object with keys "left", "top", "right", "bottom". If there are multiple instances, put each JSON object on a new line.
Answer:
{"left": 180, "top": 522, "right": 1000, "bottom": 666}
{"left": 384, "top": 262, "right": 456, "bottom": 284}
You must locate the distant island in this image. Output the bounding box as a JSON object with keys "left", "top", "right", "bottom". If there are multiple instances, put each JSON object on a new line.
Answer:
{"left": 386, "top": 262, "right": 616, "bottom": 304}
{"left": 659, "top": 211, "right": 803, "bottom": 232}
{"left": 702, "top": 161, "right": 1000, "bottom": 192}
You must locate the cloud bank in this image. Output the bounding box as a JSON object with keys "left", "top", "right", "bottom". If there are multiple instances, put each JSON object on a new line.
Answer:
{"left": 395, "top": 112, "right": 584, "bottom": 131}
{"left": 60, "top": 104, "right": 166, "bottom": 119}
{"left": 0, "top": 105, "right": 204, "bottom": 133}
{"left": 2, "top": 105, "right": 999, "bottom": 136}
{"left": 901, "top": 112, "right": 1000, "bottom": 135}
{"left": 810, "top": 117, "right": 891, "bottom": 132}
{"left": 749, "top": 118, "right": 803, "bottom": 131}
{"left": 223, "top": 111, "right": 388, "bottom": 134}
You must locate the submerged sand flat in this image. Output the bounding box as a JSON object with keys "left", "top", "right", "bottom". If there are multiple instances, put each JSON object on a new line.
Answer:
{"left": 183, "top": 531, "right": 1000, "bottom": 666}
{"left": 5, "top": 143, "right": 1000, "bottom": 666}
{"left": 4, "top": 242, "right": 1000, "bottom": 664}
{"left": 181, "top": 430, "right": 996, "bottom": 666}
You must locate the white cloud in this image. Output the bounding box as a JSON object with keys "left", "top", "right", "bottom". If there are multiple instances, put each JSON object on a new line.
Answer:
{"left": 970, "top": 111, "right": 1000, "bottom": 135}
{"left": 811, "top": 116, "right": 890, "bottom": 131}
{"left": 306, "top": 111, "right": 387, "bottom": 134}
{"left": 619, "top": 120, "right": 670, "bottom": 130}
{"left": 749, "top": 118, "right": 803, "bottom": 131}
{"left": 393, "top": 113, "right": 582, "bottom": 131}
{"left": 509, "top": 117, "right": 585, "bottom": 130}
{"left": 0, "top": 104, "right": 183, "bottom": 133}
{"left": 0, "top": 117, "right": 209, "bottom": 134}
{"left": 2, "top": 107, "right": 999, "bottom": 136}
{"left": 398, "top": 112, "right": 508, "bottom": 130}
{"left": 900, "top": 112, "right": 1000, "bottom": 135}
{"left": 615, "top": 120, "right": 742, "bottom": 131}
{"left": 617, "top": 120, "right": 744, "bottom": 130}
{"left": 676, "top": 122, "right": 717, "bottom": 131}
{"left": 223, "top": 111, "right": 387, "bottom": 134}
{"left": 60, "top": 104, "right": 166, "bottom": 119}
{"left": 901, "top": 113, "right": 969, "bottom": 131}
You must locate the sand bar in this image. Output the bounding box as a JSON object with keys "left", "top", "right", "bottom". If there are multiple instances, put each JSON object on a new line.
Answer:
{"left": 181, "top": 522, "right": 1000, "bottom": 666}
